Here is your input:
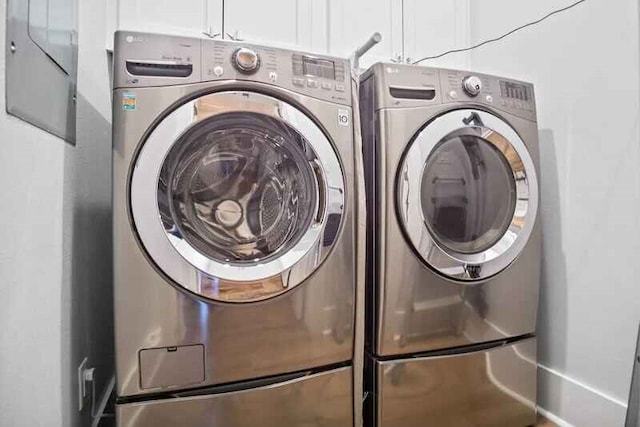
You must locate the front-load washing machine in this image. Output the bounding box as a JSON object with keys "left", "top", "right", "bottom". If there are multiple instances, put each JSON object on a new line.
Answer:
{"left": 360, "top": 63, "right": 540, "bottom": 426}
{"left": 112, "top": 31, "right": 356, "bottom": 426}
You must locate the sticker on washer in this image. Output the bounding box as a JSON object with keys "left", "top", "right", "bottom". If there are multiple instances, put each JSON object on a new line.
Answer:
{"left": 337, "top": 109, "right": 350, "bottom": 127}
{"left": 122, "top": 93, "right": 136, "bottom": 110}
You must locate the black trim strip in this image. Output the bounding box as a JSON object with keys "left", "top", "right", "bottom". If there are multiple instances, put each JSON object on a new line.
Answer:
{"left": 389, "top": 86, "right": 436, "bottom": 100}
{"left": 374, "top": 333, "right": 535, "bottom": 362}
{"left": 126, "top": 61, "right": 193, "bottom": 78}
{"left": 116, "top": 360, "right": 351, "bottom": 405}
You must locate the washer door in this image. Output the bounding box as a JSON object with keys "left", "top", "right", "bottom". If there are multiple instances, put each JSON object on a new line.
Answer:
{"left": 397, "top": 109, "right": 538, "bottom": 281}
{"left": 131, "top": 91, "right": 345, "bottom": 302}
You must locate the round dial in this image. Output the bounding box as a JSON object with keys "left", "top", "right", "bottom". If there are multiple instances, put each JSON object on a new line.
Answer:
{"left": 462, "top": 75, "right": 482, "bottom": 97}
{"left": 233, "top": 47, "right": 260, "bottom": 73}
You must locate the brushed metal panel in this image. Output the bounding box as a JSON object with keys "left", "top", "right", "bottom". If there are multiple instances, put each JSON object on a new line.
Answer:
{"left": 360, "top": 69, "right": 541, "bottom": 356}
{"left": 6, "top": 0, "right": 77, "bottom": 144}
{"left": 113, "top": 81, "right": 355, "bottom": 397}
{"left": 139, "top": 345, "right": 205, "bottom": 390}
{"left": 116, "top": 366, "right": 353, "bottom": 427}
{"left": 376, "top": 106, "right": 540, "bottom": 356}
{"left": 373, "top": 338, "right": 537, "bottom": 427}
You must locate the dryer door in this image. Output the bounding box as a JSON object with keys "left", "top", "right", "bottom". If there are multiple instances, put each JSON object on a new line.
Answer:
{"left": 130, "top": 91, "right": 345, "bottom": 302}
{"left": 397, "top": 109, "right": 538, "bottom": 281}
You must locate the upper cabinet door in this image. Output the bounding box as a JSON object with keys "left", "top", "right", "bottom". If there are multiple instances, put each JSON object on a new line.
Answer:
{"left": 112, "top": 0, "right": 223, "bottom": 44}
{"left": 223, "top": 0, "right": 321, "bottom": 52}
{"left": 403, "top": 0, "right": 470, "bottom": 70}
{"left": 327, "top": 0, "right": 403, "bottom": 68}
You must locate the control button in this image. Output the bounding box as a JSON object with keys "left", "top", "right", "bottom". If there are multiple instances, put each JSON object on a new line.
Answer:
{"left": 307, "top": 80, "right": 318, "bottom": 88}
{"left": 485, "top": 94, "right": 493, "bottom": 103}
{"left": 232, "top": 47, "right": 260, "bottom": 73}
{"left": 448, "top": 90, "right": 458, "bottom": 99}
{"left": 293, "top": 77, "right": 305, "bottom": 86}
{"left": 335, "top": 83, "right": 345, "bottom": 92}
{"left": 462, "top": 75, "right": 482, "bottom": 97}
{"left": 268, "top": 71, "right": 278, "bottom": 82}
{"left": 321, "top": 82, "right": 332, "bottom": 90}
{"left": 213, "top": 66, "right": 224, "bottom": 77}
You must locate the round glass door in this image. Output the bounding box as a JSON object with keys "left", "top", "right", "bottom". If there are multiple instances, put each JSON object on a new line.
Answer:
{"left": 397, "top": 109, "right": 538, "bottom": 281}
{"left": 131, "top": 91, "right": 345, "bottom": 302}
{"left": 158, "top": 112, "right": 318, "bottom": 266}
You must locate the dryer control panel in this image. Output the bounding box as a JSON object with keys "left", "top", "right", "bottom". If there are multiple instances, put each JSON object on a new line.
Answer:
{"left": 364, "top": 62, "right": 536, "bottom": 122}
{"left": 113, "top": 31, "right": 352, "bottom": 106}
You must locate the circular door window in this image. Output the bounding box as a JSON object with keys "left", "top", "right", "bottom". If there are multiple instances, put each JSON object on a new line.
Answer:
{"left": 159, "top": 112, "right": 318, "bottom": 265}
{"left": 397, "top": 109, "right": 538, "bottom": 281}
{"left": 131, "top": 91, "right": 345, "bottom": 302}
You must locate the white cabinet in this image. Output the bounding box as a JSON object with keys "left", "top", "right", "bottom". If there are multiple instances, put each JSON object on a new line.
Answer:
{"left": 326, "top": 0, "right": 403, "bottom": 68}
{"left": 107, "top": 0, "right": 470, "bottom": 70}
{"left": 326, "top": 0, "right": 469, "bottom": 69}
{"left": 223, "top": 0, "right": 321, "bottom": 51}
{"left": 108, "top": 0, "right": 223, "bottom": 49}
{"left": 402, "top": 0, "right": 470, "bottom": 69}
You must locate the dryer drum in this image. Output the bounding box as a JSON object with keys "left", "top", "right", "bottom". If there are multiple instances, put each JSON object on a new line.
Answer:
{"left": 397, "top": 108, "right": 538, "bottom": 281}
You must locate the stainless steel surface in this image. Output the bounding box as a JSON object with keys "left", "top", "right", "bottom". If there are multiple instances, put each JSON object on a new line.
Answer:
{"left": 113, "top": 32, "right": 355, "bottom": 398}
{"left": 360, "top": 62, "right": 540, "bottom": 357}
{"left": 113, "top": 31, "right": 352, "bottom": 106}
{"left": 350, "top": 67, "right": 367, "bottom": 427}
{"left": 131, "top": 90, "right": 345, "bottom": 302}
{"left": 232, "top": 47, "right": 260, "bottom": 72}
{"left": 6, "top": 0, "right": 77, "bottom": 143}
{"left": 462, "top": 75, "right": 482, "bottom": 97}
{"left": 397, "top": 109, "right": 538, "bottom": 281}
{"left": 28, "top": 0, "right": 77, "bottom": 74}
{"left": 117, "top": 366, "right": 353, "bottom": 427}
{"left": 361, "top": 63, "right": 536, "bottom": 122}
{"left": 139, "top": 345, "right": 205, "bottom": 390}
{"left": 369, "top": 338, "right": 537, "bottom": 427}
{"left": 626, "top": 323, "right": 640, "bottom": 427}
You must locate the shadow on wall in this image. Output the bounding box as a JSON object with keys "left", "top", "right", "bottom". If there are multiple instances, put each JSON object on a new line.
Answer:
{"left": 61, "top": 91, "right": 113, "bottom": 427}
{"left": 536, "top": 129, "right": 569, "bottom": 409}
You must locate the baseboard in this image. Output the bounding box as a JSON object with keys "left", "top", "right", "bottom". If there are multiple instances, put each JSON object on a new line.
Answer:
{"left": 537, "top": 364, "right": 628, "bottom": 427}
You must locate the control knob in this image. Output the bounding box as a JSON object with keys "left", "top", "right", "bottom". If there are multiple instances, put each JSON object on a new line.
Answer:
{"left": 232, "top": 47, "right": 260, "bottom": 73}
{"left": 462, "top": 75, "right": 482, "bottom": 97}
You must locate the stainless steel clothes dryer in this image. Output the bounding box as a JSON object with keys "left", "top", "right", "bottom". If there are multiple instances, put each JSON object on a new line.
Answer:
{"left": 112, "top": 31, "right": 356, "bottom": 426}
{"left": 360, "top": 63, "right": 540, "bottom": 426}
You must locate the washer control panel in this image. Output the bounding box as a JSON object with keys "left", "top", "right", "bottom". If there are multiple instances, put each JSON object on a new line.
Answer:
{"left": 201, "top": 39, "right": 351, "bottom": 105}
{"left": 113, "top": 31, "right": 351, "bottom": 106}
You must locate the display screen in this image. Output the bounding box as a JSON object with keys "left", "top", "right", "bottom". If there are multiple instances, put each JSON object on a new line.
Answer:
{"left": 500, "top": 81, "right": 530, "bottom": 101}
{"left": 303, "top": 57, "right": 335, "bottom": 80}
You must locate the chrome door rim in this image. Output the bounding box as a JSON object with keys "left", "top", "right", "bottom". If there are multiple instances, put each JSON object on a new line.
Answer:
{"left": 397, "top": 109, "right": 538, "bottom": 281}
{"left": 130, "top": 90, "right": 345, "bottom": 301}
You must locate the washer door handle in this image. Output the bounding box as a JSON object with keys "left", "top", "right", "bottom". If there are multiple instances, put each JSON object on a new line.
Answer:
{"left": 312, "top": 159, "right": 327, "bottom": 225}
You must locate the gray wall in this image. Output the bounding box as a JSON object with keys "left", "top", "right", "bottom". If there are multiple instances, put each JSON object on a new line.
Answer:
{"left": 0, "top": 0, "right": 114, "bottom": 425}
{"left": 468, "top": 0, "right": 640, "bottom": 425}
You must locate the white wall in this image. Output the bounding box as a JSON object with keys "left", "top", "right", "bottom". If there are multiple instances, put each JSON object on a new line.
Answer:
{"left": 0, "top": 1, "right": 66, "bottom": 424}
{"left": 0, "top": 0, "right": 114, "bottom": 425}
{"left": 467, "top": 0, "right": 640, "bottom": 425}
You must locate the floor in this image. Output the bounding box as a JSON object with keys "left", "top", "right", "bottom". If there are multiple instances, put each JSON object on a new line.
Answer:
{"left": 97, "top": 411, "right": 558, "bottom": 426}
{"left": 537, "top": 415, "right": 557, "bottom": 426}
